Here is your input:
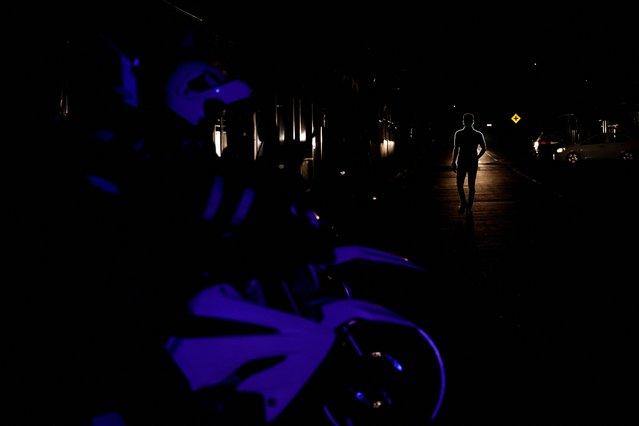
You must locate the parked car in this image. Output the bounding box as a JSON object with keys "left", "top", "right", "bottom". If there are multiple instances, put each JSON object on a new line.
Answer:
{"left": 532, "top": 132, "right": 566, "bottom": 160}
{"left": 553, "top": 132, "right": 639, "bottom": 164}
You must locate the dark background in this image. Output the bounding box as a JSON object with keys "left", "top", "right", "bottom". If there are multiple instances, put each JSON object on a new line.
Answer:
{"left": 9, "top": 2, "right": 639, "bottom": 425}
{"left": 23, "top": 1, "right": 639, "bottom": 122}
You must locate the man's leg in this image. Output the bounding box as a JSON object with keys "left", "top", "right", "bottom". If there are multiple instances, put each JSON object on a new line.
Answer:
{"left": 456, "top": 170, "right": 467, "bottom": 213}
{"left": 467, "top": 166, "right": 478, "bottom": 211}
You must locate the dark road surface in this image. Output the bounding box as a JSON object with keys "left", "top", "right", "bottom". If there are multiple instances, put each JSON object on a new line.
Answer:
{"left": 10, "top": 139, "right": 637, "bottom": 426}
{"left": 318, "top": 145, "right": 639, "bottom": 425}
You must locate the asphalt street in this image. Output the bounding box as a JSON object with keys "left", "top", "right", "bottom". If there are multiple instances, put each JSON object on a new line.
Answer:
{"left": 10, "top": 135, "right": 636, "bottom": 426}
{"left": 316, "top": 144, "right": 639, "bottom": 425}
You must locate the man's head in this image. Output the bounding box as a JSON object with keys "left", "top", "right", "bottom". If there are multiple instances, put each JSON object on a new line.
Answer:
{"left": 463, "top": 113, "right": 474, "bottom": 127}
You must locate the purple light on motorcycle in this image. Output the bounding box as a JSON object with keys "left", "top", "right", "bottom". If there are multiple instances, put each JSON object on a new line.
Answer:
{"left": 86, "top": 175, "right": 120, "bottom": 194}
{"left": 228, "top": 187, "right": 255, "bottom": 226}
{"left": 202, "top": 176, "right": 225, "bottom": 221}
{"left": 166, "top": 61, "right": 252, "bottom": 126}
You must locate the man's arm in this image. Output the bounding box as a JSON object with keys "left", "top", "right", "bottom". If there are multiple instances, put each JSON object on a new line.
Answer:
{"left": 477, "top": 132, "right": 487, "bottom": 160}
{"left": 451, "top": 144, "right": 459, "bottom": 171}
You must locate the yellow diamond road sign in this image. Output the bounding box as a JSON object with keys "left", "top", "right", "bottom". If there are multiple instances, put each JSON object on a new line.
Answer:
{"left": 511, "top": 114, "right": 521, "bottom": 123}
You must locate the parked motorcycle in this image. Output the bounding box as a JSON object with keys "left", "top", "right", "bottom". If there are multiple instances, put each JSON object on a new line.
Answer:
{"left": 30, "top": 24, "right": 448, "bottom": 423}
{"left": 88, "top": 178, "right": 446, "bottom": 426}
{"left": 165, "top": 243, "right": 446, "bottom": 426}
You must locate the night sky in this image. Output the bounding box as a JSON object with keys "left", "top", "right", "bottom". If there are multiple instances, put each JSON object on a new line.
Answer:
{"left": 21, "top": 1, "right": 638, "bottom": 135}
{"left": 31, "top": 3, "right": 639, "bottom": 88}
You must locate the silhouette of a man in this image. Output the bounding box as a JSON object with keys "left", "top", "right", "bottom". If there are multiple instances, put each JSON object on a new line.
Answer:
{"left": 451, "top": 112, "right": 486, "bottom": 214}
